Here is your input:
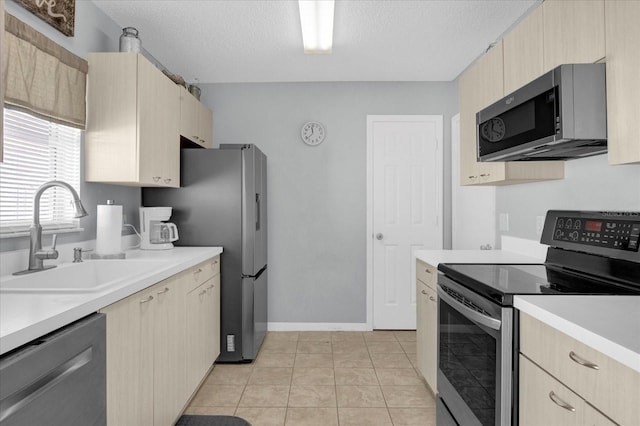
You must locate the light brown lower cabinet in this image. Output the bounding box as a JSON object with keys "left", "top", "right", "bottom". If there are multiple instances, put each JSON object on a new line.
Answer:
{"left": 519, "top": 355, "right": 617, "bottom": 426}
{"left": 416, "top": 260, "right": 438, "bottom": 393}
{"left": 100, "top": 256, "right": 221, "bottom": 426}
{"left": 519, "top": 313, "right": 638, "bottom": 426}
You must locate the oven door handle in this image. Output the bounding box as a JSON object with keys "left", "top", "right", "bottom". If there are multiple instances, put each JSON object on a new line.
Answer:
{"left": 437, "top": 286, "right": 502, "bottom": 331}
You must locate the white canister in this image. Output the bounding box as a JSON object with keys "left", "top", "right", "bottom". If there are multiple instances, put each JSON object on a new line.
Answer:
{"left": 119, "top": 27, "right": 141, "bottom": 53}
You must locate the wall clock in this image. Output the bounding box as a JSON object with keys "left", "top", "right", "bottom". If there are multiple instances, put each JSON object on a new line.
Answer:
{"left": 301, "top": 121, "right": 326, "bottom": 146}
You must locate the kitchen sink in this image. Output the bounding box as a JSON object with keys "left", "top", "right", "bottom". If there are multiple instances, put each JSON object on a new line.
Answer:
{"left": 0, "top": 260, "right": 168, "bottom": 294}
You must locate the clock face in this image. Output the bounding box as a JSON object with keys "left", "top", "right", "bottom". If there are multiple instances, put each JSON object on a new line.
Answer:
{"left": 301, "top": 121, "right": 326, "bottom": 146}
{"left": 480, "top": 117, "right": 506, "bottom": 143}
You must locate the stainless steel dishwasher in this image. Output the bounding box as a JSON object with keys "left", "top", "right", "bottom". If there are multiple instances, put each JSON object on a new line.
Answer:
{"left": 0, "top": 313, "right": 106, "bottom": 426}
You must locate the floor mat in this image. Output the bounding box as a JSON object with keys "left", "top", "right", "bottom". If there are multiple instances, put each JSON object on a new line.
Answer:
{"left": 175, "top": 415, "right": 251, "bottom": 426}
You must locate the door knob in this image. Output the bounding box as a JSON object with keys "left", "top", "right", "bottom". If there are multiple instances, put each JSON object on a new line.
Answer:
{"left": 376, "top": 233, "right": 384, "bottom": 240}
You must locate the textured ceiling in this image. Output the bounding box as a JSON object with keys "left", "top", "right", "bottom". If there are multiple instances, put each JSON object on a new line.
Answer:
{"left": 91, "top": 0, "right": 538, "bottom": 84}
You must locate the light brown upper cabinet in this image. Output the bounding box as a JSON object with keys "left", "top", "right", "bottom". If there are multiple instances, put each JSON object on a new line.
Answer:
{"left": 605, "top": 0, "right": 640, "bottom": 165}
{"left": 86, "top": 53, "right": 180, "bottom": 187}
{"left": 503, "top": 6, "right": 544, "bottom": 94}
{"left": 459, "top": 41, "right": 564, "bottom": 186}
{"left": 542, "top": 0, "right": 605, "bottom": 72}
{"left": 179, "top": 86, "right": 213, "bottom": 148}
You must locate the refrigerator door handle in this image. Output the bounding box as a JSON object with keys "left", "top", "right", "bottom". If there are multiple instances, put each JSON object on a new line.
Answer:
{"left": 256, "top": 193, "right": 261, "bottom": 231}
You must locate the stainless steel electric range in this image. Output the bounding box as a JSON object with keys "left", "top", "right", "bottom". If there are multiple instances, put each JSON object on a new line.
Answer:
{"left": 435, "top": 210, "right": 640, "bottom": 426}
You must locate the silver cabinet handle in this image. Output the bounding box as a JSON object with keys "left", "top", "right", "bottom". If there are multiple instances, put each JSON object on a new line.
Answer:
{"left": 421, "top": 290, "right": 428, "bottom": 295}
{"left": 164, "top": 178, "right": 172, "bottom": 184}
{"left": 152, "top": 176, "right": 161, "bottom": 182}
{"left": 548, "top": 391, "right": 576, "bottom": 412}
{"left": 194, "top": 268, "right": 203, "bottom": 278}
{"left": 157, "top": 287, "right": 169, "bottom": 295}
{"left": 140, "top": 295, "right": 154, "bottom": 304}
{"left": 207, "top": 284, "right": 214, "bottom": 290}
{"left": 199, "top": 290, "right": 206, "bottom": 296}
{"left": 479, "top": 173, "right": 490, "bottom": 177}
{"left": 429, "top": 296, "right": 436, "bottom": 302}
{"left": 425, "top": 268, "right": 432, "bottom": 274}
{"left": 468, "top": 175, "right": 477, "bottom": 179}
{"left": 376, "top": 233, "right": 384, "bottom": 240}
{"left": 569, "top": 351, "right": 599, "bottom": 370}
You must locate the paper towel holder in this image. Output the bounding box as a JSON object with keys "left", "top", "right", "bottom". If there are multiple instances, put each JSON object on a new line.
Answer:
{"left": 92, "top": 199, "right": 126, "bottom": 259}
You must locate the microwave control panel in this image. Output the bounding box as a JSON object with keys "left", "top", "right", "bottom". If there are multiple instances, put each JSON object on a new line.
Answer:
{"left": 553, "top": 217, "right": 640, "bottom": 252}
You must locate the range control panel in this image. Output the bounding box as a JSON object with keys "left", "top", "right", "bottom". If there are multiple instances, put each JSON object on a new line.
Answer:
{"left": 553, "top": 216, "right": 640, "bottom": 252}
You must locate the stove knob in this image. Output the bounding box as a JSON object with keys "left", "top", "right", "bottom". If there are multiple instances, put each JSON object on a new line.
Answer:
{"left": 555, "top": 229, "right": 563, "bottom": 239}
{"left": 570, "top": 231, "right": 579, "bottom": 241}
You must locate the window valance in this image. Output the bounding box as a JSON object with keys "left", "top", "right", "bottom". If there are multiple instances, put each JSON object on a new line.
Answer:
{"left": 3, "top": 13, "right": 87, "bottom": 128}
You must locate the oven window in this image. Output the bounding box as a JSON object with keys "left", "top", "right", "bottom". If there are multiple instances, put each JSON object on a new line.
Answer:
{"left": 439, "top": 298, "right": 497, "bottom": 426}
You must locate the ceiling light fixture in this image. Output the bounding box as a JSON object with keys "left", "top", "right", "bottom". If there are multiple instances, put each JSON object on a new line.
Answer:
{"left": 298, "top": 0, "right": 335, "bottom": 54}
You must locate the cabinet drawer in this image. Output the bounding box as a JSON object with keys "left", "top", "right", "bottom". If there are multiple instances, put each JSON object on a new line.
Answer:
{"left": 520, "top": 355, "right": 584, "bottom": 426}
{"left": 185, "top": 256, "right": 220, "bottom": 292}
{"left": 416, "top": 260, "right": 437, "bottom": 290}
{"left": 520, "top": 313, "right": 640, "bottom": 425}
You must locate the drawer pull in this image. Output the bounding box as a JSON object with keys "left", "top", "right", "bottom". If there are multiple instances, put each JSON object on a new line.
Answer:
{"left": 199, "top": 290, "right": 206, "bottom": 296}
{"left": 429, "top": 296, "right": 436, "bottom": 302}
{"left": 421, "top": 290, "right": 428, "bottom": 295}
{"left": 548, "top": 391, "right": 576, "bottom": 412}
{"left": 157, "top": 287, "right": 169, "bottom": 295}
{"left": 152, "top": 176, "right": 161, "bottom": 182}
{"left": 425, "top": 268, "right": 432, "bottom": 274}
{"left": 140, "top": 295, "right": 154, "bottom": 304}
{"left": 207, "top": 285, "right": 214, "bottom": 290}
{"left": 194, "top": 268, "right": 203, "bottom": 277}
{"left": 569, "top": 351, "right": 599, "bottom": 370}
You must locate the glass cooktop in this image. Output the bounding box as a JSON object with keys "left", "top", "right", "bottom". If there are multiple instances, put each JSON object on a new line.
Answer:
{"left": 437, "top": 263, "right": 640, "bottom": 305}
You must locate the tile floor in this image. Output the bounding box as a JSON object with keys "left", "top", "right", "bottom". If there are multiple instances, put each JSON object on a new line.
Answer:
{"left": 184, "top": 330, "right": 436, "bottom": 425}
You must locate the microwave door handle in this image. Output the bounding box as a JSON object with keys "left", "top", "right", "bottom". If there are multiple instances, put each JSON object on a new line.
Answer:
{"left": 437, "top": 287, "right": 502, "bottom": 331}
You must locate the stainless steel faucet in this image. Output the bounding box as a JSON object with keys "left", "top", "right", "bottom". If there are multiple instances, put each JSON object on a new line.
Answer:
{"left": 13, "top": 181, "right": 88, "bottom": 275}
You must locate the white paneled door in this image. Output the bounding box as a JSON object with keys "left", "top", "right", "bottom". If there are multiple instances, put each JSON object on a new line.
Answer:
{"left": 367, "top": 115, "right": 443, "bottom": 330}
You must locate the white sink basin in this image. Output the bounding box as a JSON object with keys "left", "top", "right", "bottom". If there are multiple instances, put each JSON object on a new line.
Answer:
{"left": 0, "top": 260, "right": 168, "bottom": 294}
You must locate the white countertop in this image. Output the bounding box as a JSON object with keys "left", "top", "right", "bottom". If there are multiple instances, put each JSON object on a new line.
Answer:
{"left": 414, "top": 249, "right": 543, "bottom": 267}
{"left": 515, "top": 295, "right": 640, "bottom": 373}
{"left": 0, "top": 247, "right": 223, "bottom": 355}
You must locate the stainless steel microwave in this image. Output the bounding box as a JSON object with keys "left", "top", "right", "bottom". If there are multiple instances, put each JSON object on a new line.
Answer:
{"left": 476, "top": 63, "right": 607, "bottom": 162}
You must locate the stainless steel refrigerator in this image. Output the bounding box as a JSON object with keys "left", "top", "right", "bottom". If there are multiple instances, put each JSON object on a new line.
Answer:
{"left": 143, "top": 144, "right": 267, "bottom": 362}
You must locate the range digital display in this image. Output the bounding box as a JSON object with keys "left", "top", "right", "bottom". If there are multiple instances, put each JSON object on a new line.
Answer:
{"left": 585, "top": 220, "right": 603, "bottom": 232}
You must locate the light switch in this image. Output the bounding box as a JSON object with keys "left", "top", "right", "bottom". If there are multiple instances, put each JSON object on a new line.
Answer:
{"left": 499, "top": 213, "right": 509, "bottom": 232}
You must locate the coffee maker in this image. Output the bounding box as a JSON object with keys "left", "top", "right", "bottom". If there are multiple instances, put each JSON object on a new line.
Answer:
{"left": 139, "top": 207, "right": 179, "bottom": 250}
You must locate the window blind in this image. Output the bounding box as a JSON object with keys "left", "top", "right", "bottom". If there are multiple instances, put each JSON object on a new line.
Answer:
{"left": 0, "top": 107, "right": 81, "bottom": 235}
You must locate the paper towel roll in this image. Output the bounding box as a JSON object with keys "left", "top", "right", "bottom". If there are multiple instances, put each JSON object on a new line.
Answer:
{"left": 96, "top": 202, "right": 123, "bottom": 256}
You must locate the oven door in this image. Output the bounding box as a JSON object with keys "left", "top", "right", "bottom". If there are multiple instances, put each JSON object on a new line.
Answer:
{"left": 437, "top": 274, "right": 513, "bottom": 426}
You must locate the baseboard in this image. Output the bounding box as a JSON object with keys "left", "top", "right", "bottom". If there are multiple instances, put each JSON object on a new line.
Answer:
{"left": 267, "top": 322, "right": 371, "bottom": 332}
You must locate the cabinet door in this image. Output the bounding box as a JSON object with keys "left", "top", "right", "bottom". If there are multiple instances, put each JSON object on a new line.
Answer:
{"left": 503, "top": 6, "right": 544, "bottom": 94}
{"left": 422, "top": 283, "right": 437, "bottom": 393}
{"left": 459, "top": 42, "right": 506, "bottom": 185}
{"left": 153, "top": 277, "right": 187, "bottom": 426}
{"left": 185, "top": 282, "right": 207, "bottom": 392}
{"left": 100, "top": 287, "right": 155, "bottom": 426}
{"left": 137, "top": 56, "right": 180, "bottom": 187}
{"left": 543, "top": 0, "right": 605, "bottom": 72}
{"left": 416, "top": 280, "right": 428, "bottom": 379}
{"left": 203, "top": 275, "right": 221, "bottom": 364}
{"left": 85, "top": 53, "right": 139, "bottom": 184}
{"left": 519, "top": 355, "right": 583, "bottom": 426}
{"left": 198, "top": 102, "right": 214, "bottom": 148}
{"left": 605, "top": 0, "right": 640, "bottom": 165}
{"left": 179, "top": 86, "right": 200, "bottom": 144}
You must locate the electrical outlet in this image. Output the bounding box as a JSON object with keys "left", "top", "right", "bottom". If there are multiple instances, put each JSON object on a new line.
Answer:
{"left": 536, "top": 216, "right": 545, "bottom": 236}
{"left": 499, "top": 213, "right": 509, "bottom": 232}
